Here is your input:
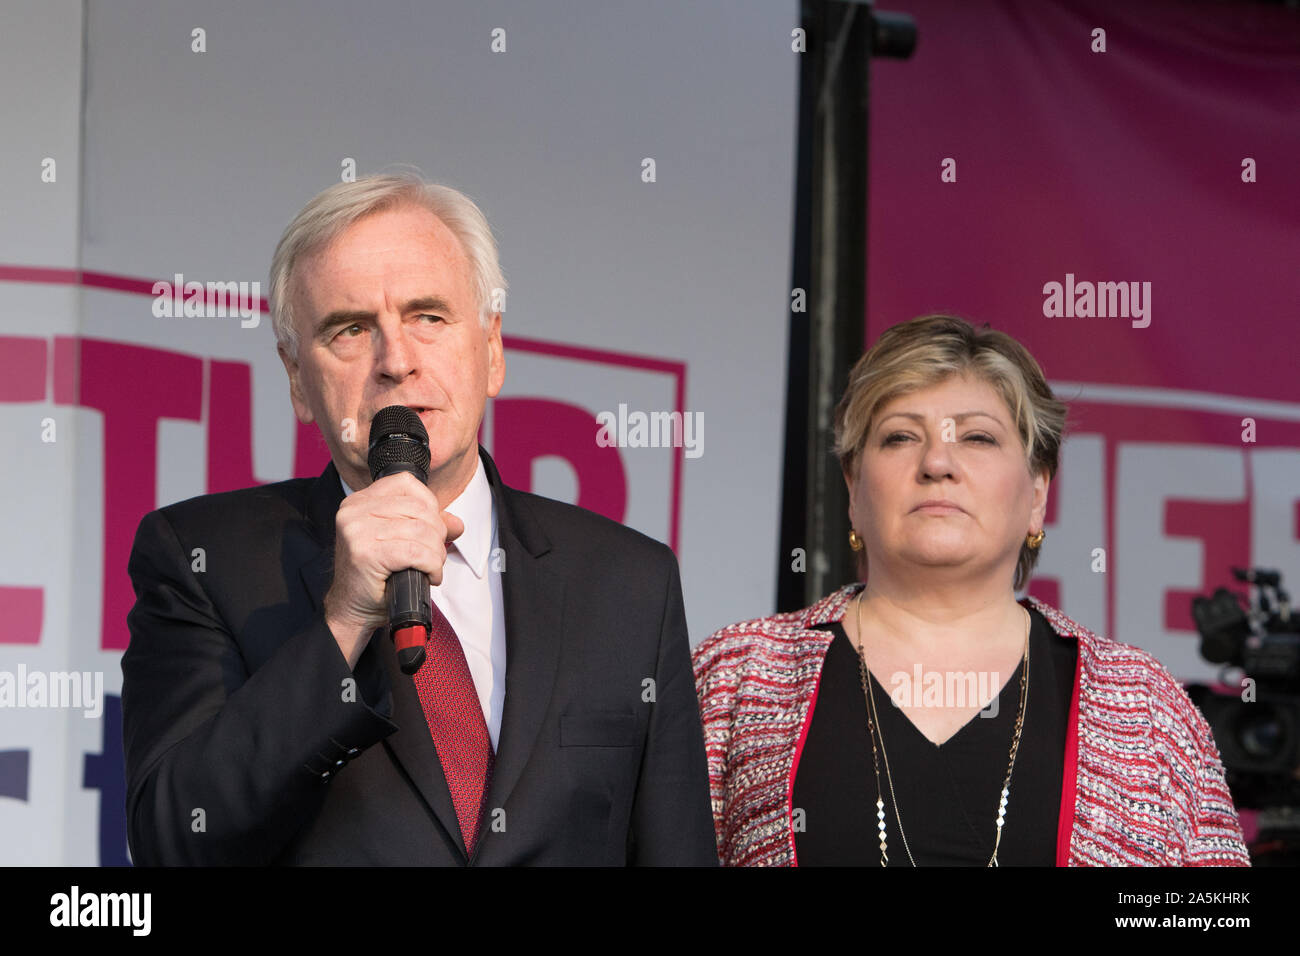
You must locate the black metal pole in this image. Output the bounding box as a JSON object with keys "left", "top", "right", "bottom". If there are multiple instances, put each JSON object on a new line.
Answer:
{"left": 776, "top": 1, "right": 915, "bottom": 612}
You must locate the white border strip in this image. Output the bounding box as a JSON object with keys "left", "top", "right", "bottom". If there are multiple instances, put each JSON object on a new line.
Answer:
{"left": 1049, "top": 381, "right": 1300, "bottom": 423}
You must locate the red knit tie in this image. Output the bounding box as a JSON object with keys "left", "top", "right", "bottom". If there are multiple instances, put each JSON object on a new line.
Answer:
{"left": 410, "top": 602, "right": 495, "bottom": 857}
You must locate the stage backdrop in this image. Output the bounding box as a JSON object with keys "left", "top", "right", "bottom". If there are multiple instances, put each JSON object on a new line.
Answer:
{"left": 868, "top": 0, "right": 1298, "bottom": 683}
{"left": 2, "top": 0, "right": 1296, "bottom": 867}
{"left": 0, "top": 0, "right": 797, "bottom": 864}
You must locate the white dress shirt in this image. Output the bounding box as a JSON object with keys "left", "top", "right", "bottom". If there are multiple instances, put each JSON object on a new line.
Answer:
{"left": 340, "top": 457, "right": 507, "bottom": 751}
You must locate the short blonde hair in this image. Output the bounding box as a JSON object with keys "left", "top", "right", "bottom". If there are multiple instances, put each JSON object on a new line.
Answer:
{"left": 833, "top": 314, "right": 1069, "bottom": 591}
{"left": 269, "top": 171, "right": 506, "bottom": 361}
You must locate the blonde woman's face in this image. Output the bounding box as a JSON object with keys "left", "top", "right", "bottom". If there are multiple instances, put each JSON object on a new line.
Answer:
{"left": 846, "top": 373, "right": 1048, "bottom": 587}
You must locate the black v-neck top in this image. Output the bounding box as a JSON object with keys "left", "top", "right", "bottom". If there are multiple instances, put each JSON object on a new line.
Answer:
{"left": 791, "top": 605, "right": 1077, "bottom": 866}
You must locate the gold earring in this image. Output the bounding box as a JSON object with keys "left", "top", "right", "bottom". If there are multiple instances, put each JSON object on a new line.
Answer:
{"left": 1026, "top": 529, "right": 1045, "bottom": 549}
{"left": 849, "top": 529, "right": 864, "bottom": 552}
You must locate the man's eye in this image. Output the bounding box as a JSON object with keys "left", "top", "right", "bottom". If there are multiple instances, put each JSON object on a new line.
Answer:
{"left": 338, "top": 324, "right": 364, "bottom": 338}
{"left": 418, "top": 314, "right": 445, "bottom": 323}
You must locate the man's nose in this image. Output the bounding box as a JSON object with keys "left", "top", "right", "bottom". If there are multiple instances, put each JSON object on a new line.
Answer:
{"left": 374, "top": 323, "right": 417, "bottom": 380}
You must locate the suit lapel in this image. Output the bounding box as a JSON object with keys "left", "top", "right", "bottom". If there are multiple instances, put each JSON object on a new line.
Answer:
{"left": 475, "top": 447, "right": 565, "bottom": 857}
{"left": 296, "top": 459, "right": 468, "bottom": 859}
{"left": 298, "top": 459, "right": 345, "bottom": 612}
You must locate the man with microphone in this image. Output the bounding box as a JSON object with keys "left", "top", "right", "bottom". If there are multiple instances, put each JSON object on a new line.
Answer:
{"left": 120, "top": 173, "right": 718, "bottom": 865}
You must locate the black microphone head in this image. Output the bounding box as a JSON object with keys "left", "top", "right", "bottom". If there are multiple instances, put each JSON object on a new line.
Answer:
{"left": 367, "top": 405, "right": 430, "bottom": 482}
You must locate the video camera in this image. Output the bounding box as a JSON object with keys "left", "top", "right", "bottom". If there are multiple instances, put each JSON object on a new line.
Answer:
{"left": 1188, "top": 567, "right": 1300, "bottom": 863}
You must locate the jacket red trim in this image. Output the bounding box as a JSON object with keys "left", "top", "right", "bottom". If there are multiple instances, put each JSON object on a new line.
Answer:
{"left": 1055, "top": 641, "right": 1083, "bottom": 866}
{"left": 786, "top": 667, "right": 823, "bottom": 866}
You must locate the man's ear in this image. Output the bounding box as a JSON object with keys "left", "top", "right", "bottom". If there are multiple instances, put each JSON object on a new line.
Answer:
{"left": 485, "top": 312, "right": 505, "bottom": 398}
{"left": 278, "top": 344, "right": 315, "bottom": 425}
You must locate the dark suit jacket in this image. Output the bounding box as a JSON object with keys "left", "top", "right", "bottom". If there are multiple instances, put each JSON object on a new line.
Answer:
{"left": 121, "top": 446, "right": 718, "bottom": 865}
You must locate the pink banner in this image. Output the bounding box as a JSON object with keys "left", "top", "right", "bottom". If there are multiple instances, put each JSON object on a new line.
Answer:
{"left": 867, "top": 0, "right": 1299, "bottom": 651}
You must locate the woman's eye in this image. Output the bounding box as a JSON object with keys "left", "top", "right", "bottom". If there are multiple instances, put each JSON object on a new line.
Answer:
{"left": 883, "top": 432, "right": 994, "bottom": 445}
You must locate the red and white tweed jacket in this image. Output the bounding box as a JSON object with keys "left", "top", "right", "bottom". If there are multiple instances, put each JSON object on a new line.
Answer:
{"left": 691, "top": 583, "right": 1250, "bottom": 866}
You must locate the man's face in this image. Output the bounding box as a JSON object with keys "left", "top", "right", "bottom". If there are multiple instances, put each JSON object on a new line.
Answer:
{"left": 279, "top": 203, "right": 505, "bottom": 494}
{"left": 846, "top": 372, "right": 1048, "bottom": 586}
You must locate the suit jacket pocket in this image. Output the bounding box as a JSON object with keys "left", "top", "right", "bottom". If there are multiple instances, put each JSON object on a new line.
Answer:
{"left": 560, "top": 711, "right": 637, "bottom": 747}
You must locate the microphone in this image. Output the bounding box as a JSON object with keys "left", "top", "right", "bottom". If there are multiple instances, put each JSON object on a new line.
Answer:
{"left": 367, "top": 405, "right": 433, "bottom": 675}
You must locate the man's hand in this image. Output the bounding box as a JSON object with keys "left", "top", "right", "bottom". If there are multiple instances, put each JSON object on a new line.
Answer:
{"left": 323, "top": 471, "right": 466, "bottom": 669}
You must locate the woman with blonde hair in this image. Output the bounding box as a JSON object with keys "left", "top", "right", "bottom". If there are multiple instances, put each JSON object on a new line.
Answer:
{"left": 693, "top": 314, "right": 1249, "bottom": 866}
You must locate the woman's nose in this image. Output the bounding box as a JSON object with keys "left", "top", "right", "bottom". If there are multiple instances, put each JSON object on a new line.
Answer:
{"left": 919, "top": 432, "right": 956, "bottom": 478}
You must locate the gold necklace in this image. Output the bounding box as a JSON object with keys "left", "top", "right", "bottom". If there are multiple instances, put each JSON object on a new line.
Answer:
{"left": 851, "top": 592, "right": 1030, "bottom": 867}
